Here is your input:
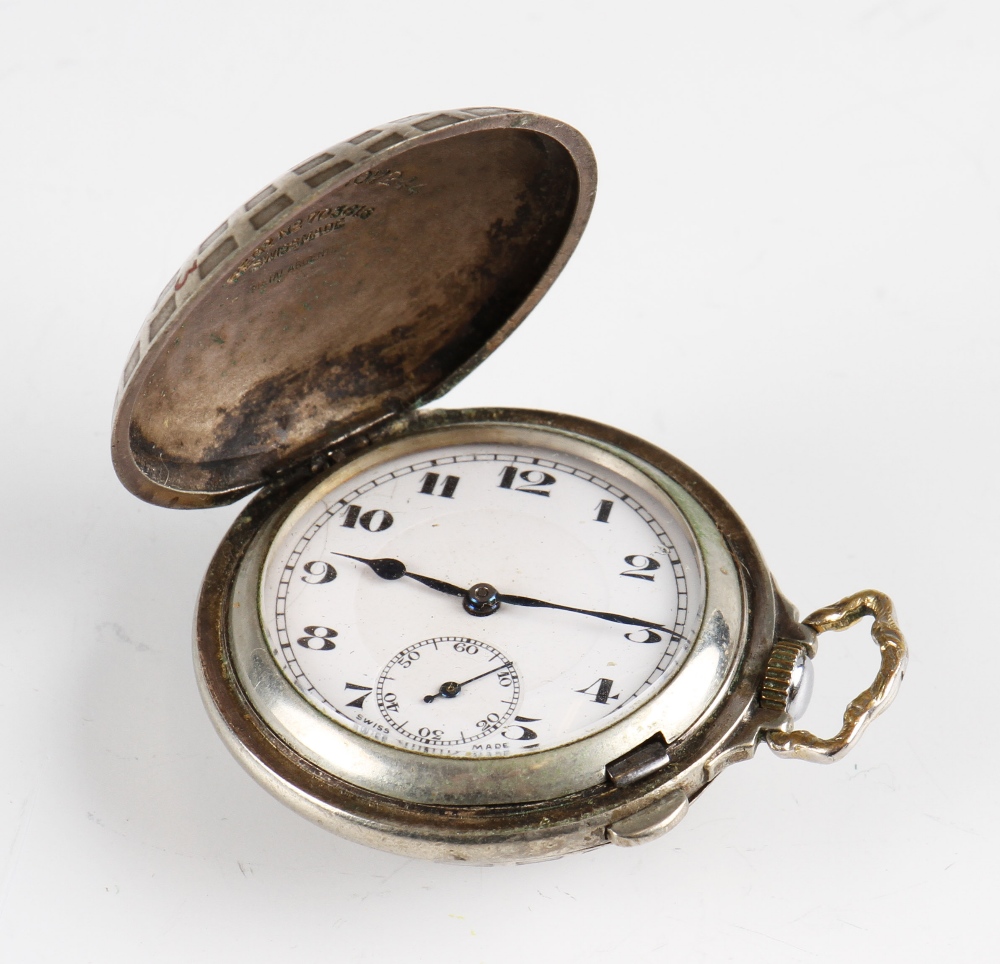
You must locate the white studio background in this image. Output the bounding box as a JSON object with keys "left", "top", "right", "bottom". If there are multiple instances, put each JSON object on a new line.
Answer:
{"left": 1, "top": 2, "right": 996, "bottom": 962}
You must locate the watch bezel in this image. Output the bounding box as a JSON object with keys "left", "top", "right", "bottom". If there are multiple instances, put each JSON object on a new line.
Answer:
{"left": 195, "top": 408, "right": 779, "bottom": 861}
{"left": 232, "top": 419, "right": 729, "bottom": 804}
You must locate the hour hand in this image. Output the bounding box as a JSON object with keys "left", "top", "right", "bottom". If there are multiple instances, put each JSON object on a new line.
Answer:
{"left": 331, "top": 553, "right": 466, "bottom": 598}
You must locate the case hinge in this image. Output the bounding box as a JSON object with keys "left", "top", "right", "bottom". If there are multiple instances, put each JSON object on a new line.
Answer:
{"left": 605, "top": 733, "right": 671, "bottom": 788}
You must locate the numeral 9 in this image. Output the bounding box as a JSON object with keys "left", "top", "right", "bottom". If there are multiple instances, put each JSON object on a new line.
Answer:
{"left": 301, "top": 561, "right": 337, "bottom": 584}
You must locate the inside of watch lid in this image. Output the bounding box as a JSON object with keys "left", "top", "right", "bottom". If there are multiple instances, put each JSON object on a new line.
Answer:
{"left": 128, "top": 128, "right": 580, "bottom": 497}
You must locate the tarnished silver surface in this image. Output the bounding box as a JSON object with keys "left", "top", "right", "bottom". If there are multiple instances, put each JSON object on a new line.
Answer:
{"left": 111, "top": 108, "right": 595, "bottom": 508}
{"left": 606, "top": 789, "right": 689, "bottom": 846}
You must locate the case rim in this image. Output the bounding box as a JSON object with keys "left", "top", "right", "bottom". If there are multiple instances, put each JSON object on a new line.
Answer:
{"left": 194, "top": 407, "right": 789, "bottom": 863}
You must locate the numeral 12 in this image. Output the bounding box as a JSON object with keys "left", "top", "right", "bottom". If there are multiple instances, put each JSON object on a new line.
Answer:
{"left": 498, "top": 466, "right": 556, "bottom": 496}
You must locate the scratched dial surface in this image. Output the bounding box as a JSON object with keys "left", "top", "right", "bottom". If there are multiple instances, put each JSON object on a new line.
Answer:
{"left": 259, "top": 434, "right": 705, "bottom": 758}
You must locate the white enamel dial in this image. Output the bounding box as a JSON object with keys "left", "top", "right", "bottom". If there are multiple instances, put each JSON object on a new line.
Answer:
{"left": 259, "top": 429, "right": 706, "bottom": 758}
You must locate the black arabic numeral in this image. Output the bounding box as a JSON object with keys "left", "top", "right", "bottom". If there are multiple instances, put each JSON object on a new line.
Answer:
{"left": 576, "top": 678, "right": 620, "bottom": 704}
{"left": 419, "top": 472, "right": 460, "bottom": 498}
{"left": 501, "top": 716, "right": 541, "bottom": 741}
{"left": 341, "top": 504, "right": 394, "bottom": 532}
{"left": 594, "top": 499, "right": 614, "bottom": 523}
{"left": 399, "top": 650, "right": 421, "bottom": 669}
{"left": 344, "top": 683, "right": 372, "bottom": 709}
{"left": 624, "top": 628, "right": 663, "bottom": 644}
{"left": 620, "top": 554, "right": 660, "bottom": 581}
{"left": 301, "top": 561, "right": 337, "bottom": 584}
{"left": 498, "top": 466, "right": 556, "bottom": 496}
{"left": 297, "top": 625, "right": 338, "bottom": 651}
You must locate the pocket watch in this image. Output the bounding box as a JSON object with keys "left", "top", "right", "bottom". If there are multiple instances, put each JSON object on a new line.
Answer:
{"left": 111, "top": 107, "right": 907, "bottom": 863}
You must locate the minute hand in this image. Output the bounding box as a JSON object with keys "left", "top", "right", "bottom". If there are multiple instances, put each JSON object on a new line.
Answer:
{"left": 495, "top": 591, "right": 673, "bottom": 634}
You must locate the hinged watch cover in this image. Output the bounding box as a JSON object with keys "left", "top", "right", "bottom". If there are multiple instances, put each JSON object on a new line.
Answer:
{"left": 111, "top": 109, "right": 597, "bottom": 508}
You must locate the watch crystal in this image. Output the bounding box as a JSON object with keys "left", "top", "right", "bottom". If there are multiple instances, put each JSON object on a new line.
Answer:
{"left": 260, "top": 433, "right": 705, "bottom": 757}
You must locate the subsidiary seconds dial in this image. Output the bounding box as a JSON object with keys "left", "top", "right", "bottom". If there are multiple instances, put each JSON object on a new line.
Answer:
{"left": 259, "top": 428, "right": 706, "bottom": 758}
{"left": 376, "top": 637, "right": 520, "bottom": 746}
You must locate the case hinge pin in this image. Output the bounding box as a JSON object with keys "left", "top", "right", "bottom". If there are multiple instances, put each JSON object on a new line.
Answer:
{"left": 605, "top": 734, "right": 671, "bottom": 788}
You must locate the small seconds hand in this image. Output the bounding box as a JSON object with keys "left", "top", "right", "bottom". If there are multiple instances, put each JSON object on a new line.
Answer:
{"left": 423, "top": 662, "right": 514, "bottom": 703}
